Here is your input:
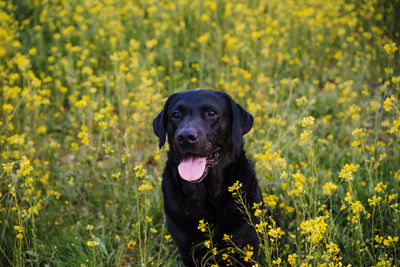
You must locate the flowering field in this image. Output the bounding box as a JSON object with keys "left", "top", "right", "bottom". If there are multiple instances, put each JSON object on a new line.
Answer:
{"left": 1, "top": 0, "right": 400, "bottom": 266}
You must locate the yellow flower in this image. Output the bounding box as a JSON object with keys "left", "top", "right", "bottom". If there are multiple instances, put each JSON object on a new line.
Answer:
{"left": 300, "top": 216, "right": 328, "bottom": 243}
{"left": 322, "top": 182, "right": 338, "bottom": 196}
{"left": 174, "top": 60, "right": 183, "bottom": 67}
{"left": 228, "top": 180, "right": 242, "bottom": 192}
{"left": 197, "top": 219, "right": 208, "bottom": 232}
{"left": 352, "top": 128, "right": 365, "bottom": 136}
{"left": 296, "top": 96, "right": 307, "bottom": 106}
{"left": 288, "top": 253, "right": 298, "bottom": 266}
{"left": 134, "top": 165, "right": 147, "bottom": 178}
{"left": 2, "top": 103, "right": 13, "bottom": 112}
{"left": 388, "top": 116, "right": 400, "bottom": 135}
{"left": 368, "top": 195, "right": 382, "bottom": 207}
{"left": 243, "top": 244, "right": 253, "bottom": 262}
{"left": 299, "top": 116, "right": 315, "bottom": 127}
{"left": 223, "top": 234, "right": 231, "bottom": 241}
{"left": 383, "top": 41, "right": 398, "bottom": 54}
{"left": 14, "top": 225, "right": 23, "bottom": 232}
{"left": 272, "top": 258, "right": 282, "bottom": 265}
{"left": 339, "top": 163, "right": 357, "bottom": 182}
{"left": 198, "top": 33, "right": 209, "bottom": 43}
{"left": 300, "top": 130, "right": 312, "bottom": 142}
{"left": 78, "top": 131, "right": 89, "bottom": 146}
{"left": 138, "top": 182, "right": 153, "bottom": 191}
{"left": 128, "top": 240, "right": 137, "bottom": 247}
{"left": 164, "top": 235, "right": 171, "bottom": 242}
{"left": 384, "top": 95, "right": 396, "bottom": 112}
{"left": 268, "top": 224, "right": 285, "bottom": 241}
{"left": 36, "top": 125, "right": 47, "bottom": 134}
{"left": 2, "top": 162, "right": 14, "bottom": 175}
{"left": 87, "top": 240, "right": 99, "bottom": 247}
{"left": 374, "top": 182, "right": 386, "bottom": 193}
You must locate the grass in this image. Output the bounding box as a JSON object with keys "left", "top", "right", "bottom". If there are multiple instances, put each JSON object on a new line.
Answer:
{"left": 1, "top": 0, "right": 400, "bottom": 266}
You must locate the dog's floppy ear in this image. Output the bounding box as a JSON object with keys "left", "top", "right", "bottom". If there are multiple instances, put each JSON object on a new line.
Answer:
{"left": 226, "top": 94, "right": 254, "bottom": 151}
{"left": 153, "top": 94, "right": 177, "bottom": 149}
{"left": 153, "top": 108, "right": 167, "bottom": 149}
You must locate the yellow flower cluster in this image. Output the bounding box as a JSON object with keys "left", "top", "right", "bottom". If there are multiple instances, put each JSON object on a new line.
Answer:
{"left": 339, "top": 163, "right": 358, "bottom": 182}
{"left": 197, "top": 219, "right": 208, "bottom": 233}
{"left": 300, "top": 215, "right": 328, "bottom": 243}
{"left": 228, "top": 180, "right": 242, "bottom": 193}
{"left": 383, "top": 42, "right": 398, "bottom": 54}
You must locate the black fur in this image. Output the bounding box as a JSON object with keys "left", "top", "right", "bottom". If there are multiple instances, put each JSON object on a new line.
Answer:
{"left": 153, "top": 90, "right": 262, "bottom": 266}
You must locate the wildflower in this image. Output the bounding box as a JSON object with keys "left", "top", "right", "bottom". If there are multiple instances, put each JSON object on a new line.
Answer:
{"left": 2, "top": 103, "right": 13, "bottom": 112}
{"left": 138, "top": 181, "right": 153, "bottom": 191}
{"left": 197, "top": 219, "right": 208, "bottom": 232}
{"left": 272, "top": 258, "right": 282, "bottom": 265}
{"left": 383, "top": 41, "right": 398, "bottom": 54}
{"left": 322, "top": 182, "right": 338, "bottom": 196}
{"left": 262, "top": 194, "right": 278, "bottom": 208}
{"left": 300, "top": 130, "right": 312, "bottom": 142}
{"left": 388, "top": 116, "right": 400, "bottom": 135}
{"left": 134, "top": 165, "right": 147, "bottom": 178}
{"left": 198, "top": 33, "right": 209, "bottom": 43}
{"left": 164, "top": 235, "right": 171, "bottom": 242}
{"left": 2, "top": 162, "right": 14, "bottom": 175}
{"left": 368, "top": 195, "right": 382, "bottom": 207}
{"left": 243, "top": 244, "right": 253, "bottom": 262}
{"left": 339, "top": 163, "right": 358, "bottom": 182}
{"left": 374, "top": 182, "right": 386, "bottom": 193}
{"left": 14, "top": 225, "right": 23, "bottom": 232}
{"left": 296, "top": 96, "right": 307, "bottom": 106}
{"left": 18, "top": 156, "right": 33, "bottom": 177}
{"left": 383, "top": 95, "right": 396, "bottom": 112}
{"left": 352, "top": 128, "right": 365, "bottom": 136}
{"left": 145, "top": 39, "right": 158, "bottom": 49}
{"left": 268, "top": 224, "right": 285, "bottom": 242}
{"left": 300, "top": 116, "right": 315, "bottom": 127}
{"left": 78, "top": 131, "right": 89, "bottom": 146}
{"left": 300, "top": 216, "right": 328, "bottom": 243}
{"left": 223, "top": 234, "right": 231, "bottom": 241}
{"left": 150, "top": 228, "right": 157, "bottom": 233}
{"left": 174, "top": 61, "right": 183, "bottom": 67}
{"left": 37, "top": 125, "right": 47, "bottom": 134}
{"left": 228, "top": 180, "right": 242, "bottom": 192}
{"left": 288, "top": 253, "right": 298, "bottom": 266}
{"left": 255, "top": 222, "right": 268, "bottom": 233}
{"left": 128, "top": 240, "right": 137, "bottom": 247}
{"left": 87, "top": 240, "right": 99, "bottom": 247}
{"left": 204, "top": 240, "right": 211, "bottom": 248}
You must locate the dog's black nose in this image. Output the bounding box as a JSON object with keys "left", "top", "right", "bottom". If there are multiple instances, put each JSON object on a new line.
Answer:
{"left": 177, "top": 129, "right": 198, "bottom": 145}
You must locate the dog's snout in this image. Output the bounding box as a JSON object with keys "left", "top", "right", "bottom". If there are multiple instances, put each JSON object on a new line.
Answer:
{"left": 177, "top": 129, "right": 199, "bottom": 145}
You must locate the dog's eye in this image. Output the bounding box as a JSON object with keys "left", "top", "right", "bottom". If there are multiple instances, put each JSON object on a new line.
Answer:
{"left": 171, "top": 111, "right": 182, "bottom": 119}
{"left": 207, "top": 110, "right": 217, "bottom": 117}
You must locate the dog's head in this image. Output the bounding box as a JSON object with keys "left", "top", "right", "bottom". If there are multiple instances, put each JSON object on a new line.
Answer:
{"left": 153, "top": 90, "right": 253, "bottom": 183}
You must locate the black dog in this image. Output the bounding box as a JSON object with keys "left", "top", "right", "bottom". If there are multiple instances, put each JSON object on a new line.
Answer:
{"left": 153, "top": 90, "right": 263, "bottom": 266}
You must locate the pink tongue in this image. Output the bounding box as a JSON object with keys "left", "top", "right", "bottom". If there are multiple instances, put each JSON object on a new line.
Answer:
{"left": 178, "top": 156, "right": 207, "bottom": 181}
